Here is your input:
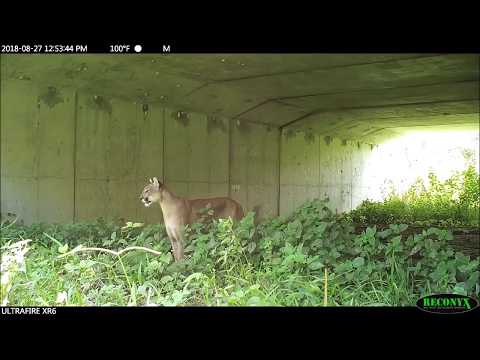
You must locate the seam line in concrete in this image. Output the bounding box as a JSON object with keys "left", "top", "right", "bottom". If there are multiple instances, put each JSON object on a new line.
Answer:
{"left": 294, "top": 98, "right": 478, "bottom": 114}
{"left": 380, "top": 121, "right": 480, "bottom": 129}
{"left": 350, "top": 142, "right": 353, "bottom": 212}
{"left": 134, "top": 102, "right": 140, "bottom": 220}
{"left": 73, "top": 91, "right": 78, "bottom": 223}
{"left": 279, "top": 111, "right": 325, "bottom": 129}
{"left": 162, "top": 107, "right": 166, "bottom": 184}
{"left": 272, "top": 79, "right": 479, "bottom": 103}
{"left": 35, "top": 91, "right": 40, "bottom": 223}
{"left": 230, "top": 79, "right": 478, "bottom": 125}
{"left": 233, "top": 117, "right": 279, "bottom": 128}
{"left": 231, "top": 100, "right": 270, "bottom": 119}
{"left": 228, "top": 119, "right": 232, "bottom": 198}
{"left": 212, "top": 54, "right": 441, "bottom": 83}
{"left": 319, "top": 131, "right": 322, "bottom": 213}
{"left": 277, "top": 128, "right": 282, "bottom": 216}
{"left": 183, "top": 82, "right": 212, "bottom": 97}
{"left": 279, "top": 98, "right": 478, "bottom": 130}
{"left": 334, "top": 111, "right": 480, "bottom": 126}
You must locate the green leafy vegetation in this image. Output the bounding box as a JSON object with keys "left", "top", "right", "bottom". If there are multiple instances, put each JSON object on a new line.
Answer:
{"left": 2, "top": 197, "right": 478, "bottom": 307}
{"left": 349, "top": 165, "right": 480, "bottom": 228}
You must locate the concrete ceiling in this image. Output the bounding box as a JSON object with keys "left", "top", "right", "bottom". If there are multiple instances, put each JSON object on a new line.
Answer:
{"left": 1, "top": 53, "right": 478, "bottom": 143}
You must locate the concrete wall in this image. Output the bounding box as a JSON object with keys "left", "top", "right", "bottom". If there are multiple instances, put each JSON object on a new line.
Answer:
{"left": 1, "top": 80, "right": 76, "bottom": 224}
{"left": 279, "top": 127, "right": 480, "bottom": 216}
{"left": 280, "top": 129, "right": 375, "bottom": 215}
{"left": 230, "top": 120, "right": 280, "bottom": 220}
{"left": 5, "top": 78, "right": 474, "bottom": 224}
{"left": 1, "top": 80, "right": 279, "bottom": 224}
{"left": 75, "top": 93, "right": 147, "bottom": 223}
{"left": 164, "top": 112, "right": 229, "bottom": 200}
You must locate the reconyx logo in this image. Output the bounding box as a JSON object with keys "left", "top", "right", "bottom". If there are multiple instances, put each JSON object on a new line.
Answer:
{"left": 416, "top": 294, "right": 479, "bottom": 314}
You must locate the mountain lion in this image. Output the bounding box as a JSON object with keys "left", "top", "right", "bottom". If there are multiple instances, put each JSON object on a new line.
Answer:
{"left": 140, "top": 177, "right": 244, "bottom": 261}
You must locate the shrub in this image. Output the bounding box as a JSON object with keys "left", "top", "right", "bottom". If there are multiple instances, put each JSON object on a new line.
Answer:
{"left": 350, "top": 165, "right": 480, "bottom": 227}
{"left": 2, "top": 197, "right": 478, "bottom": 307}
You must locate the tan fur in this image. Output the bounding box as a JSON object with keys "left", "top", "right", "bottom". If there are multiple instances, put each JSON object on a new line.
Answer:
{"left": 140, "top": 177, "right": 244, "bottom": 261}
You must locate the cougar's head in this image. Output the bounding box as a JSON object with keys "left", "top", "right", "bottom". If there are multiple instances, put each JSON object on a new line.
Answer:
{"left": 140, "top": 177, "right": 163, "bottom": 207}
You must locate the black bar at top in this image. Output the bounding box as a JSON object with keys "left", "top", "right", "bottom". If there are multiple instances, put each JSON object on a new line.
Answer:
{"left": 1, "top": 39, "right": 479, "bottom": 53}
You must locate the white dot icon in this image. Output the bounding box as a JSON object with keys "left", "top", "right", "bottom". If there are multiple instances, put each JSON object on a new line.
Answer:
{"left": 134, "top": 45, "right": 142, "bottom": 53}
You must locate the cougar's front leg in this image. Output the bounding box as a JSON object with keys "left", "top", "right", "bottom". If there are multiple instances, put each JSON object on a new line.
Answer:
{"left": 172, "top": 238, "right": 184, "bottom": 261}
{"left": 165, "top": 226, "right": 179, "bottom": 261}
{"left": 167, "top": 224, "right": 184, "bottom": 262}
{"left": 172, "top": 227, "right": 185, "bottom": 261}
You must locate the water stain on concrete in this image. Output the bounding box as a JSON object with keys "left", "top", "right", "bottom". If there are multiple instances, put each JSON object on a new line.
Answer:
{"left": 236, "top": 119, "right": 250, "bottom": 133}
{"left": 65, "top": 70, "right": 75, "bottom": 79}
{"left": 38, "top": 86, "right": 64, "bottom": 109}
{"left": 18, "top": 74, "right": 31, "bottom": 81}
{"left": 304, "top": 128, "right": 315, "bottom": 144}
{"left": 142, "top": 103, "right": 150, "bottom": 120}
{"left": 207, "top": 115, "right": 227, "bottom": 133}
{"left": 88, "top": 95, "right": 112, "bottom": 115}
{"left": 172, "top": 111, "right": 189, "bottom": 126}
{"left": 284, "top": 129, "right": 296, "bottom": 140}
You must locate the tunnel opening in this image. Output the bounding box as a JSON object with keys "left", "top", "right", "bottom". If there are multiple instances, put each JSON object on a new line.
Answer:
{"left": 358, "top": 128, "right": 479, "bottom": 202}
{"left": 346, "top": 128, "right": 479, "bottom": 236}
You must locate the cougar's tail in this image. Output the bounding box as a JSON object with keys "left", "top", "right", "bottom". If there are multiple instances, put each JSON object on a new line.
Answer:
{"left": 236, "top": 202, "right": 245, "bottom": 220}
{"left": 252, "top": 205, "right": 261, "bottom": 226}
{"left": 234, "top": 202, "right": 259, "bottom": 226}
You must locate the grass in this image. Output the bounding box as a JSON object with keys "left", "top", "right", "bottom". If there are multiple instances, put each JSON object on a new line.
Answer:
{"left": 348, "top": 165, "right": 480, "bottom": 227}
{"left": 2, "top": 198, "right": 478, "bottom": 307}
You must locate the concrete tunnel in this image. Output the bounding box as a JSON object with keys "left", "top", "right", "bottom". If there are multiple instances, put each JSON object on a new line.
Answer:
{"left": 0, "top": 53, "right": 479, "bottom": 225}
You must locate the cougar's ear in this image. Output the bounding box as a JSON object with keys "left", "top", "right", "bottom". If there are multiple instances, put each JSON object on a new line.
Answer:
{"left": 152, "top": 177, "right": 161, "bottom": 189}
{"left": 149, "top": 178, "right": 153, "bottom": 184}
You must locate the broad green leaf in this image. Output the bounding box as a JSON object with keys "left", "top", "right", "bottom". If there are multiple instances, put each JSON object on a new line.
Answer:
{"left": 160, "top": 275, "right": 174, "bottom": 284}
{"left": 366, "top": 226, "right": 376, "bottom": 237}
{"left": 247, "top": 296, "right": 262, "bottom": 305}
{"left": 308, "top": 260, "right": 324, "bottom": 270}
{"left": 352, "top": 257, "right": 365, "bottom": 268}
{"left": 58, "top": 244, "right": 69, "bottom": 254}
{"left": 377, "top": 229, "right": 392, "bottom": 239}
{"left": 453, "top": 283, "right": 468, "bottom": 296}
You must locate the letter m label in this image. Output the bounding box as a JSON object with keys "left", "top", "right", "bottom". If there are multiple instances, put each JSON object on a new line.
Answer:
{"left": 163, "top": 45, "right": 171, "bottom": 53}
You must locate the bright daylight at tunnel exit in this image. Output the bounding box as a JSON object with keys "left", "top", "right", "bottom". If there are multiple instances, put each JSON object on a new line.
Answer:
{"left": 1, "top": 48, "right": 479, "bottom": 310}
